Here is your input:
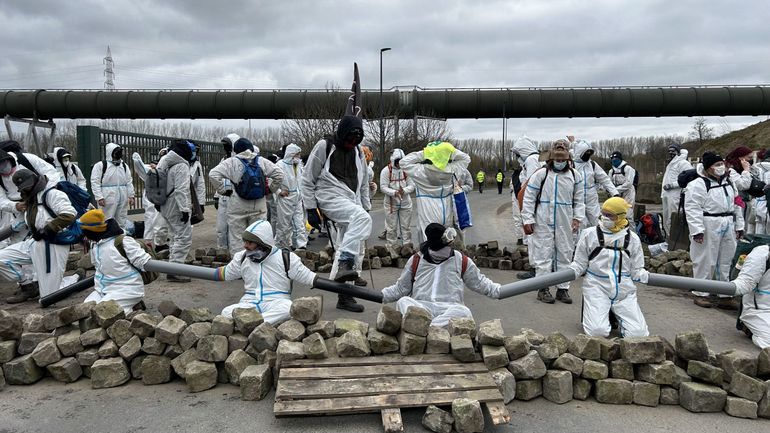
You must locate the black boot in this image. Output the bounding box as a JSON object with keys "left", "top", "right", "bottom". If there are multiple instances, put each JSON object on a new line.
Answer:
{"left": 537, "top": 288, "right": 555, "bottom": 304}
{"left": 334, "top": 259, "right": 358, "bottom": 283}
{"left": 6, "top": 282, "right": 40, "bottom": 304}
{"left": 517, "top": 270, "right": 535, "bottom": 280}
{"left": 555, "top": 289, "right": 572, "bottom": 304}
{"left": 336, "top": 294, "right": 364, "bottom": 313}
{"left": 353, "top": 276, "right": 368, "bottom": 287}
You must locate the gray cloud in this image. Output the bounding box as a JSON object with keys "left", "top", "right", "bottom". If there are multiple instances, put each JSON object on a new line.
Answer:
{"left": 0, "top": 0, "right": 768, "bottom": 140}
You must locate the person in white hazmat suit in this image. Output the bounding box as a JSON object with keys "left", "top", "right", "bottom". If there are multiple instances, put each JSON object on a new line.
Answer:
{"left": 731, "top": 244, "right": 770, "bottom": 349}
{"left": 131, "top": 150, "right": 170, "bottom": 248}
{"left": 381, "top": 223, "right": 501, "bottom": 327}
{"left": 521, "top": 140, "right": 585, "bottom": 304}
{"left": 209, "top": 137, "right": 284, "bottom": 256}
{"left": 399, "top": 141, "right": 471, "bottom": 248}
{"left": 510, "top": 136, "right": 542, "bottom": 279}
{"left": 157, "top": 140, "right": 195, "bottom": 283}
{"left": 660, "top": 144, "right": 693, "bottom": 236}
{"left": 458, "top": 167, "right": 474, "bottom": 194}
{"left": 189, "top": 141, "right": 206, "bottom": 218}
{"left": 572, "top": 140, "right": 619, "bottom": 229}
{"left": 79, "top": 209, "right": 152, "bottom": 314}
{"left": 0, "top": 169, "right": 77, "bottom": 301}
{"left": 217, "top": 220, "right": 317, "bottom": 325}
{"left": 90, "top": 142, "right": 135, "bottom": 230}
{"left": 608, "top": 151, "right": 636, "bottom": 222}
{"left": 301, "top": 115, "right": 371, "bottom": 312}
{"left": 685, "top": 151, "right": 744, "bottom": 309}
{"left": 50, "top": 147, "right": 87, "bottom": 190}
{"left": 380, "top": 148, "right": 415, "bottom": 254}
{"left": 274, "top": 143, "right": 308, "bottom": 250}
{"left": 569, "top": 197, "right": 650, "bottom": 337}
{"left": 0, "top": 145, "right": 62, "bottom": 303}
{"left": 213, "top": 134, "right": 239, "bottom": 250}
{"left": 752, "top": 153, "right": 770, "bottom": 235}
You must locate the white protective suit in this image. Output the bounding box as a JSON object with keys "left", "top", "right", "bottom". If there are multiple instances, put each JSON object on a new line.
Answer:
{"left": 399, "top": 149, "right": 471, "bottom": 245}
{"left": 458, "top": 168, "right": 473, "bottom": 194}
{"left": 511, "top": 137, "right": 543, "bottom": 244}
{"left": 572, "top": 140, "right": 618, "bottom": 229}
{"left": 0, "top": 187, "right": 75, "bottom": 297}
{"left": 50, "top": 147, "right": 87, "bottom": 190}
{"left": 381, "top": 250, "right": 501, "bottom": 327}
{"left": 569, "top": 226, "right": 650, "bottom": 337}
{"left": 660, "top": 149, "right": 693, "bottom": 235}
{"left": 753, "top": 162, "right": 770, "bottom": 235}
{"left": 214, "top": 133, "right": 239, "bottom": 250}
{"left": 608, "top": 161, "right": 636, "bottom": 221}
{"left": 90, "top": 143, "right": 135, "bottom": 229}
{"left": 731, "top": 244, "right": 770, "bottom": 348}
{"left": 131, "top": 153, "right": 169, "bottom": 246}
{"left": 157, "top": 150, "right": 192, "bottom": 264}
{"left": 219, "top": 220, "right": 316, "bottom": 325}
{"left": 521, "top": 166, "right": 585, "bottom": 291}
{"left": 210, "top": 149, "right": 284, "bottom": 255}
{"left": 84, "top": 231, "right": 152, "bottom": 314}
{"left": 190, "top": 159, "right": 206, "bottom": 211}
{"left": 380, "top": 149, "right": 415, "bottom": 252}
{"left": 300, "top": 140, "right": 371, "bottom": 267}
{"left": 275, "top": 144, "right": 308, "bottom": 250}
{"left": 684, "top": 164, "right": 744, "bottom": 297}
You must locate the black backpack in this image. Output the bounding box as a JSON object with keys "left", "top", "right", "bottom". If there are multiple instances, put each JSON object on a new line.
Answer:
{"left": 587, "top": 226, "right": 631, "bottom": 283}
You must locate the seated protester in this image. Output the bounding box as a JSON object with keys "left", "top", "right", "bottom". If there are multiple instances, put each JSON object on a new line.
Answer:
{"left": 569, "top": 197, "right": 650, "bottom": 338}
{"left": 0, "top": 169, "right": 80, "bottom": 302}
{"left": 217, "top": 220, "right": 316, "bottom": 325}
{"left": 79, "top": 209, "right": 152, "bottom": 314}
{"left": 730, "top": 244, "right": 770, "bottom": 349}
{"left": 381, "top": 223, "right": 501, "bottom": 328}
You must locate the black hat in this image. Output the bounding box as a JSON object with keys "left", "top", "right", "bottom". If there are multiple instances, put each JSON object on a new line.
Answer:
{"left": 702, "top": 151, "right": 724, "bottom": 170}
{"left": 667, "top": 143, "right": 681, "bottom": 153}
{"left": 425, "top": 223, "right": 448, "bottom": 250}
{"left": 610, "top": 151, "right": 623, "bottom": 160}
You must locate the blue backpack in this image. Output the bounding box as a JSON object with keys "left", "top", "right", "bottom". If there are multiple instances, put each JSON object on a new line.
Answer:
{"left": 40, "top": 181, "right": 90, "bottom": 245}
{"left": 234, "top": 156, "right": 266, "bottom": 200}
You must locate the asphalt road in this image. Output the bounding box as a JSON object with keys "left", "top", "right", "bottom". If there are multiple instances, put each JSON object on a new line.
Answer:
{"left": 0, "top": 191, "right": 764, "bottom": 432}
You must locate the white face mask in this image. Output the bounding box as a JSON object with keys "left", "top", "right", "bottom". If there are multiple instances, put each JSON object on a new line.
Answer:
{"left": 713, "top": 166, "right": 726, "bottom": 176}
{"left": 293, "top": 156, "right": 301, "bottom": 164}
{"left": 600, "top": 215, "right": 616, "bottom": 230}
{"left": 553, "top": 161, "right": 567, "bottom": 171}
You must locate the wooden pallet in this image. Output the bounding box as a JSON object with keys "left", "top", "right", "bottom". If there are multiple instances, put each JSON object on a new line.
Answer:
{"left": 274, "top": 354, "right": 510, "bottom": 432}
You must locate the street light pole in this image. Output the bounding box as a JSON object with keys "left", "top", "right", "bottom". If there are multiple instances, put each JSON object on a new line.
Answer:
{"left": 379, "top": 47, "right": 391, "bottom": 167}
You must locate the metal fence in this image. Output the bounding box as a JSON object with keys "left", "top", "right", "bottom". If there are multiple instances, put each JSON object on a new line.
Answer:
{"left": 76, "top": 126, "right": 279, "bottom": 214}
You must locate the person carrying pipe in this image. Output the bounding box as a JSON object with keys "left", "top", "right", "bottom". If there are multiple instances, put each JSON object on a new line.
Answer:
{"left": 90, "top": 142, "right": 135, "bottom": 230}
{"left": 300, "top": 64, "right": 371, "bottom": 313}
{"left": 730, "top": 244, "right": 770, "bottom": 348}
{"left": 78, "top": 209, "right": 152, "bottom": 313}
{"left": 380, "top": 223, "right": 501, "bottom": 327}
{"left": 216, "top": 220, "right": 319, "bottom": 325}
{"left": 209, "top": 137, "right": 284, "bottom": 257}
{"left": 567, "top": 197, "right": 650, "bottom": 338}
{"left": 521, "top": 139, "right": 585, "bottom": 304}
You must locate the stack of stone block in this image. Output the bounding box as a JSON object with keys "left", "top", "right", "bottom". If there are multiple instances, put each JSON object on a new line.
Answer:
{"left": 191, "top": 248, "right": 233, "bottom": 268}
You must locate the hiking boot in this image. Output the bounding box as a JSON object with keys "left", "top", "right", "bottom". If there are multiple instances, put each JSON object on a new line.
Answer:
{"left": 716, "top": 296, "right": 740, "bottom": 311}
{"left": 334, "top": 260, "right": 358, "bottom": 283}
{"left": 517, "top": 270, "right": 535, "bottom": 280}
{"left": 167, "top": 274, "right": 192, "bottom": 283}
{"left": 693, "top": 295, "right": 717, "bottom": 308}
{"left": 132, "top": 300, "right": 147, "bottom": 311}
{"left": 6, "top": 282, "right": 40, "bottom": 304}
{"left": 555, "top": 289, "right": 572, "bottom": 304}
{"left": 537, "top": 288, "right": 555, "bottom": 304}
{"left": 738, "top": 320, "right": 753, "bottom": 338}
{"left": 336, "top": 294, "right": 364, "bottom": 313}
{"left": 378, "top": 230, "right": 387, "bottom": 240}
{"left": 353, "top": 276, "right": 368, "bottom": 287}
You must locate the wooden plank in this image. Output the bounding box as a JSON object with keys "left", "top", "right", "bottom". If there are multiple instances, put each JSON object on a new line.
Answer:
{"left": 276, "top": 373, "right": 498, "bottom": 400}
{"left": 274, "top": 389, "right": 504, "bottom": 417}
{"left": 484, "top": 401, "right": 511, "bottom": 425}
{"left": 279, "top": 363, "right": 489, "bottom": 380}
{"left": 280, "top": 354, "right": 461, "bottom": 368}
{"left": 381, "top": 408, "right": 404, "bottom": 433}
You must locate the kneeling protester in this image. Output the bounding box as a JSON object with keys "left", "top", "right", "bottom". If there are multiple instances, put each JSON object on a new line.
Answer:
{"left": 216, "top": 220, "right": 317, "bottom": 325}
{"left": 569, "top": 197, "right": 650, "bottom": 338}
{"left": 381, "top": 223, "right": 501, "bottom": 328}
{"left": 731, "top": 244, "right": 770, "bottom": 349}
{"left": 79, "top": 209, "right": 153, "bottom": 313}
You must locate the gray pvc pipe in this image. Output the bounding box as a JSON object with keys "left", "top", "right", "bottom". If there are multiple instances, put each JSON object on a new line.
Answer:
{"left": 646, "top": 273, "right": 736, "bottom": 296}
{"left": 143, "top": 260, "right": 223, "bottom": 281}
{"left": 312, "top": 277, "right": 383, "bottom": 303}
{"left": 498, "top": 269, "right": 577, "bottom": 299}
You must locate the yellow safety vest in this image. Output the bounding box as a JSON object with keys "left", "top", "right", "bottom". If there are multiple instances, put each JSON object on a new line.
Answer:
{"left": 496, "top": 172, "right": 503, "bottom": 182}
{"left": 476, "top": 172, "right": 485, "bottom": 182}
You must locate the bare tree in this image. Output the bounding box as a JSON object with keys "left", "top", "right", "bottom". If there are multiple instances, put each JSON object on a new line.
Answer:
{"left": 689, "top": 117, "right": 714, "bottom": 146}
{"left": 280, "top": 83, "right": 344, "bottom": 154}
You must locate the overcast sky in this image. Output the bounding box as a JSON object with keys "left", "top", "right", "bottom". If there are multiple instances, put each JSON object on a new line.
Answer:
{"left": 1, "top": 0, "right": 768, "bottom": 142}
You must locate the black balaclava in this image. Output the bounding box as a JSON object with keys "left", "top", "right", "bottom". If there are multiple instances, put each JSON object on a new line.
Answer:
{"left": 222, "top": 139, "right": 233, "bottom": 157}
{"left": 335, "top": 115, "right": 364, "bottom": 151}
{"left": 171, "top": 139, "right": 194, "bottom": 162}
{"left": 581, "top": 149, "right": 594, "bottom": 162}
{"left": 425, "top": 223, "right": 448, "bottom": 251}
{"left": 112, "top": 146, "right": 123, "bottom": 163}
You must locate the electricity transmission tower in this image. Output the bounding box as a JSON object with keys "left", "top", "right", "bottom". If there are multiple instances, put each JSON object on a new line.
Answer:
{"left": 103, "top": 46, "right": 115, "bottom": 91}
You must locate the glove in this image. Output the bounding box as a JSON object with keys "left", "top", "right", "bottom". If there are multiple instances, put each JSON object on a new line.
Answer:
{"left": 214, "top": 197, "right": 219, "bottom": 210}
{"left": 223, "top": 190, "right": 233, "bottom": 197}
{"left": 154, "top": 204, "right": 161, "bottom": 212}
{"left": 306, "top": 208, "right": 323, "bottom": 231}
{"left": 181, "top": 212, "right": 189, "bottom": 223}
{"left": 663, "top": 183, "right": 676, "bottom": 191}
{"left": 32, "top": 230, "right": 45, "bottom": 241}
{"left": 200, "top": 205, "right": 205, "bottom": 214}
